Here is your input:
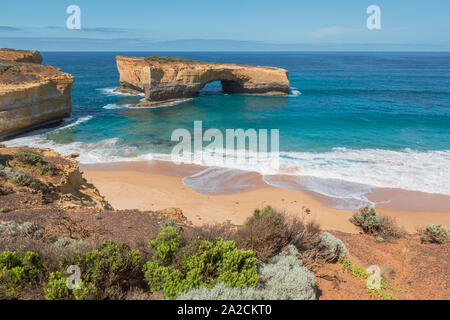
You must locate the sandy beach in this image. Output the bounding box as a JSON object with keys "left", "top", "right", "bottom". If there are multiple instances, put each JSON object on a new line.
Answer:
{"left": 81, "top": 160, "right": 450, "bottom": 233}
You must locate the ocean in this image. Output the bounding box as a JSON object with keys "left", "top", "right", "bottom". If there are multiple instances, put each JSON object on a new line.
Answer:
{"left": 4, "top": 51, "right": 450, "bottom": 208}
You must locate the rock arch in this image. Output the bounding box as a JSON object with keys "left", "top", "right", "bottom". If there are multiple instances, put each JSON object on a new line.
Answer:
{"left": 116, "top": 56, "right": 290, "bottom": 106}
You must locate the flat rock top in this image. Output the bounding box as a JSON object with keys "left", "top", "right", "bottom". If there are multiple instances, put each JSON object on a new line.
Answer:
{"left": 0, "top": 61, "right": 72, "bottom": 89}
{"left": 117, "top": 55, "right": 287, "bottom": 71}
{"left": 0, "top": 48, "right": 43, "bottom": 64}
{"left": 0, "top": 49, "right": 72, "bottom": 88}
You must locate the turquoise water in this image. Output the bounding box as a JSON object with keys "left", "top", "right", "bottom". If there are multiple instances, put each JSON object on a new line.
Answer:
{"left": 5, "top": 52, "right": 450, "bottom": 203}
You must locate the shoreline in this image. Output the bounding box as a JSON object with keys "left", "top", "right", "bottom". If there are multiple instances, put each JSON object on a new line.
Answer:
{"left": 81, "top": 160, "right": 450, "bottom": 233}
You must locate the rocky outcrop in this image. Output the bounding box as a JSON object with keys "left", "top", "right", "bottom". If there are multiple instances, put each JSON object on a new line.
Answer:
{"left": 116, "top": 56, "right": 290, "bottom": 106}
{"left": 0, "top": 49, "right": 73, "bottom": 141}
{"left": 0, "top": 146, "right": 112, "bottom": 210}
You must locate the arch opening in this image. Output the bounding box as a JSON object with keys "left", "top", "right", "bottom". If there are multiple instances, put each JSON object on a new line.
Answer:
{"left": 199, "top": 80, "right": 223, "bottom": 96}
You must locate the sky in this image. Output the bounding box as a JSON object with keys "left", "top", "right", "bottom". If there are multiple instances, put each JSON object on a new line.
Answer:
{"left": 1, "top": 0, "right": 449, "bottom": 51}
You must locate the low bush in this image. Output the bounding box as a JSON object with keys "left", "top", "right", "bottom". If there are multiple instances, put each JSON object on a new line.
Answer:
{"left": 420, "top": 224, "right": 449, "bottom": 244}
{"left": 179, "top": 245, "right": 317, "bottom": 300}
{"left": 350, "top": 207, "right": 405, "bottom": 240}
{"left": 160, "top": 219, "right": 181, "bottom": 232}
{"left": 178, "top": 282, "right": 263, "bottom": 300}
{"left": 309, "top": 232, "right": 348, "bottom": 262}
{"left": 14, "top": 152, "right": 44, "bottom": 167}
{"left": 43, "top": 241, "right": 142, "bottom": 300}
{"left": 43, "top": 271, "right": 98, "bottom": 300}
{"left": 13, "top": 151, "right": 57, "bottom": 176}
{"left": 54, "top": 237, "right": 85, "bottom": 250}
{"left": 0, "top": 221, "right": 44, "bottom": 240}
{"left": 11, "top": 170, "right": 34, "bottom": 187}
{"left": 143, "top": 226, "right": 259, "bottom": 300}
{"left": 258, "top": 245, "right": 317, "bottom": 300}
{"left": 0, "top": 251, "right": 43, "bottom": 297}
{"left": 235, "top": 206, "right": 304, "bottom": 262}
{"left": 149, "top": 226, "right": 182, "bottom": 265}
{"left": 339, "top": 259, "right": 405, "bottom": 300}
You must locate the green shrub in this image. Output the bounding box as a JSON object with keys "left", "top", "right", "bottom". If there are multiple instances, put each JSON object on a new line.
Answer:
{"left": 350, "top": 207, "right": 405, "bottom": 239}
{"left": 178, "top": 282, "right": 263, "bottom": 300}
{"left": 339, "top": 259, "right": 405, "bottom": 300}
{"left": 142, "top": 261, "right": 184, "bottom": 299}
{"left": 0, "top": 251, "right": 43, "bottom": 297}
{"left": 149, "top": 226, "right": 182, "bottom": 265}
{"left": 350, "top": 207, "right": 381, "bottom": 234}
{"left": 14, "top": 152, "right": 43, "bottom": 166}
{"left": 13, "top": 152, "right": 57, "bottom": 176}
{"left": 420, "top": 224, "right": 450, "bottom": 244}
{"left": 143, "top": 227, "right": 259, "bottom": 300}
{"left": 11, "top": 170, "right": 34, "bottom": 187}
{"left": 245, "top": 206, "right": 282, "bottom": 227}
{"left": 0, "top": 144, "right": 6, "bottom": 148}
{"left": 258, "top": 245, "right": 317, "bottom": 300}
{"left": 61, "top": 241, "right": 142, "bottom": 299}
{"left": 160, "top": 219, "right": 181, "bottom": 232}
{"left": 43, "top": 271, "right": 98, "bottom": 300}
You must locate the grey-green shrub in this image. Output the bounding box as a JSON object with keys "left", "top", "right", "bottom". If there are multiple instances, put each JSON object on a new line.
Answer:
{"left": 350, "top": 207, "right": 381, "bottom": 235}
{"left": 0, "top": 221, "right": 43, "bottom": 240}
{"left": 421, "top": 224, "right": 450, "bottom": 244}
{"left": 312, "top": 232, "right": 348, "bottom": 262}
{"left": 54, "top": 237, "right": 85, "bottom": 250}
{"left": 258, "top": 245, "right": 317, "bottom": 300}
{"left": 178, "top": 282, "right": 263, "bottom": 300}
{"left": 181, "top": 246, "right": 318, "bottom": 300}
{"left": 160, "top": 219, "right": 181, "bottom": 232}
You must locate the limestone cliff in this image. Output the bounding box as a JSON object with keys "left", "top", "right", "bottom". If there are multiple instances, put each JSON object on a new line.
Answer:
{"left": 0, "top": 48, "right": 43, "bottom": 64}
{"left": 116, "top": 56, "right": 290, "bottom": 106}
{"left": 0, "top": 49, "right": 73, "bottom": 141}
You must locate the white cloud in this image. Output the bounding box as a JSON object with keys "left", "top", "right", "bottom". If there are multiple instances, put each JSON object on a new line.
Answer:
{"left": 310, "top": 26, "right": 361, "bottom": 37}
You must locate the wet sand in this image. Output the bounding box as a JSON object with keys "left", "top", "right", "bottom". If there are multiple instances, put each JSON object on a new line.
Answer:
{"left": 81, "top": 160, "right": 450, "bottom": 233}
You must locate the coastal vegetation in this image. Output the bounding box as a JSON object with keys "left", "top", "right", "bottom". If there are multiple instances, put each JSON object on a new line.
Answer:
{"left": 0, "top": 204, "right": 347, "bottom": 300}
{"left": 350, "top": 207, "right": 406, "bottom": 241}
{"left": 13, "top": 151, "right": 57, "bottom": 176}
{"left": 338, "top": 259, "right": 406, "bottom": 300}
{"left": 420, "top": 224, "right": 450, "bottom": 244}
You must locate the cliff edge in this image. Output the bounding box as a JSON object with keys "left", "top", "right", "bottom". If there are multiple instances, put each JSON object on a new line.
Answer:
{"left": 116, "top": 56, "right": 290, "bottom": 106}
{"left": 0, "top": 49, "right": 74, "bottom": 141}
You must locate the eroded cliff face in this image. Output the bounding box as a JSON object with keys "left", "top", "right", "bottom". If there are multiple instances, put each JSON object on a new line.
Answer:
{"left": 116, "top": 56, "right": 290, "bottom": 106}
{"left": 0, "top": 49, "right": 73, "bottom": 141}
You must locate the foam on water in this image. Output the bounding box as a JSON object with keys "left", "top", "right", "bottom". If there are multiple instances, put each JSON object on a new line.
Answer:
{"left": 103, "top": 103, "right": 131, "bottom": 110}
{"left": 97, "top": 87, "right": 145, "bottom": 97}
{"left": 289, "top": 87, "right": 301, "bottom": 97}
{"left": 5, "top": 118, "right": 450, "bottom": 200}
{"left": 164, "top": 147, "right": 450, "bottom": 196}
{"left": 102, "top": 99, "right": 193, "bottom": 110}
{"left": 262, "top": 174, "right": 375, "bottom": 209}
{"left": 182, "top": 167, "right": 263, "bottom": 195}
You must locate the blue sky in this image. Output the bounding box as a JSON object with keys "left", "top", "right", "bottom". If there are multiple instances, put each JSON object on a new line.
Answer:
{"left": 1, "top": 0, "right": 449, "bottom": 51}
